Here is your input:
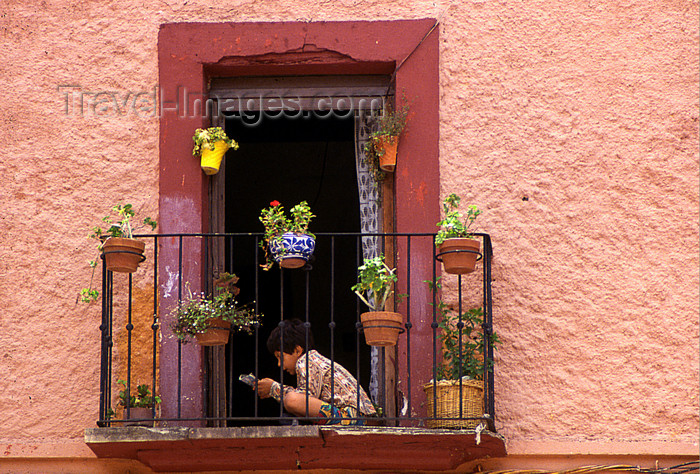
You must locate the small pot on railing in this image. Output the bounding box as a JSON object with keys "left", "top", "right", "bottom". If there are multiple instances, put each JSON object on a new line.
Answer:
{"left": 124, "top": 407, "right": 154, "bottom": 427}
{"left": 195, "top": 318, "right": 231, "bottom": 346}
{"left": 353, "top": 255, "right": 403, "bottom": 347}
{"left": 436, "top": 238, "right": 481, "bottom": 275}
{"left": 101, "top": 237, "right": 147, "bottom": 273}
{"left": 434, "top": 194, "right": 483, "bottom": 274}
{"left": 360, "top": 311, "right": 404, "bottom": 347}
{"left": 170, "top": 273, "right": 261, "bottom": 347}
{"left": 269, "top": 232, "right": 316, "bottom": 269}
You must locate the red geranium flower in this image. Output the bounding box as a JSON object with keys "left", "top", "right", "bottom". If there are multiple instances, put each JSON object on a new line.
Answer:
{"left": 270, "top": 200, "right": 280, "bottom": 207}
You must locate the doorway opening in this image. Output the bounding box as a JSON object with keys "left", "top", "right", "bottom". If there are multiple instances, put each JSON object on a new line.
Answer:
{"left": 219, "top": 111, "right": 369, "bottom": 423}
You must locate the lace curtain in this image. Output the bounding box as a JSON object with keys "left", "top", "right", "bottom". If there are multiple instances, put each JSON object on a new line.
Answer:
{"left": 354, "top": 111, "right": 382, "bottom": 401}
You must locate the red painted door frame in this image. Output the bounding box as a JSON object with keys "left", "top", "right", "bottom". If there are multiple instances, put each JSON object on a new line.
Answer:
{"left": 158, "top": 19, "right": 439, "bottom": 422}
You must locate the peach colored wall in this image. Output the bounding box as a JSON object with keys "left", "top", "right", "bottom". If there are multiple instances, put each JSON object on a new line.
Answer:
{"left": 437, "top": 0, "right": 699, "bottom": 447}
{"left": 1, "top": 0, "right": 697, "bottom": 466}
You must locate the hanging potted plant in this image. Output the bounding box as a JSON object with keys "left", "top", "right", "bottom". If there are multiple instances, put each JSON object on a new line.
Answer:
{"left": 79, "top": 203, "right": 157, "bottom": 303}
{"left": 259, "top": 200, "right": 316, "bottom": 270}
{"left": 352, "top": 255, "right": 404, "bottom": 347}
{"left": 171, "top": 273, "right": 261, "bottom": 346}
{"left": 363, "top": 103, "right": 409, "bottom": 176}
{"left": 423, "top": 279, "right": 499, "bottom": 429}
{"left": 108, "top": 379, "right": 162, "bottom": 427}
{"left": 192, "top": 126, "right": 239, "bottom": 175}
{"left": 435, "top": 193, "right": 482, "bottom": 274}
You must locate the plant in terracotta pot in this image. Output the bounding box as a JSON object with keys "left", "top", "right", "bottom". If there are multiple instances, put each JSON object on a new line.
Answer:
{"left": 109, "top": 379, "right": 162, "bottom": 426}
{"left": 363, "top": 102, "right": 409, "bottom": 179}
{"left": 259, "top": 200, "right": 316, "bottom": 270}
{"left": 435, "top": 193, "right": 482, "bottom": 274}
{"left": 79, "top": 203, "right": 157, "bottom": 303}
{"left": 192, "top": 126, "right": 239, "bottom": 175}
{"left": 351, "top": 255, "right": 404, "bottom": 347}
{"left": 423, "top": 278, "right": 499, "bottom": 429}
{"left": 171, "top": 273, "right": 261, "bottom": 346}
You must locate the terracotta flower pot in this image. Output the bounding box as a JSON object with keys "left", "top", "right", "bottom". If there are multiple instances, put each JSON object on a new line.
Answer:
{"left": 195, "top": 318, "right": 231, "bottom": 346}
{"left": 200, "top": 140, "right": 230, "bottom": 175}
{"left": 268, "top": 232, "right": 316, "bottom": 269}
{"left": 437, "top": 238, "right": 481, "bottom": 275}
{"left": 377, "top": 136, "right": 398, "bottom": 172}
{"left": 125, "top": 407, "right": 153, "bottom": 427}
{"left": 360, "top": 311, "right": 403, "bottom": 347}
{"left": 101, "top": 237, "right": 146, "bottom": 273}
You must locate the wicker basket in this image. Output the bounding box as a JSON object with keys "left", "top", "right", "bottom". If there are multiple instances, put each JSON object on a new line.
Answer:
{"left": 423, "top": 379, "right": 484, "bottom": 429}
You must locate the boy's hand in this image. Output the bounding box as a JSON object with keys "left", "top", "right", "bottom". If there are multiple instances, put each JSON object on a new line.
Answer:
{"left": 256, "top": 378, "right": 274, "bottom": 398}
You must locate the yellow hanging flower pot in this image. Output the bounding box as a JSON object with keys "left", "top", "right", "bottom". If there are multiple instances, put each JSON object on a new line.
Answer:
{"left": 192, "top": 127, "right": 239, "bottom": 176}
{"left": 200, "top": 141, "right": 230, "bottom": 175}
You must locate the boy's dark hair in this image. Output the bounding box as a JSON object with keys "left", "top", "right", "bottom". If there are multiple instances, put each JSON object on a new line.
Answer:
{"left": 266, "top": 319, "right": 314, "bottom": 355}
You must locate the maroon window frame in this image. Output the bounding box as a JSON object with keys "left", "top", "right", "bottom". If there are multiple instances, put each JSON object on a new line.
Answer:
{"left": 158, "top": 20, "right": 439, "bottom": 422}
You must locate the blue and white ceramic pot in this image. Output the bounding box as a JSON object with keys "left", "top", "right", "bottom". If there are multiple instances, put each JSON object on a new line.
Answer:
{"left": 268, "top": 232, "right": 316, "bottom": 269}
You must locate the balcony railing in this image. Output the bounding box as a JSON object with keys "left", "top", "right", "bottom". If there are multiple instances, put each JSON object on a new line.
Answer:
{"left": 97, "top": 232, "right": 496, "bottom": 431}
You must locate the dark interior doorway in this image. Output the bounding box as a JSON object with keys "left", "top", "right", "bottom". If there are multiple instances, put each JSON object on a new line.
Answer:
{"left": 221, "top": 111, "right": 369, "bottom": 423}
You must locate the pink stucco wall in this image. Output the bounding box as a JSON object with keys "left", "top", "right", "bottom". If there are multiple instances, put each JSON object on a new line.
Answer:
{"left": 1, "top": 0, "right": 697, "bottom": 466}
{"left": 437, "top": 1, "right": 700, "bottom": 446}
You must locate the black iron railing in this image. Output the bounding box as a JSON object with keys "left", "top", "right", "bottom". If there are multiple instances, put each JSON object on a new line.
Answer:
{"left": 97, "top": 232, "right": 496, "bottom": 431}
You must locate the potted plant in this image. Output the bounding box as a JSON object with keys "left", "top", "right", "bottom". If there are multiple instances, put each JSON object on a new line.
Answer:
{"left": 192, "top": 126, "right": 239, "bottom": 175}
{"left": 171, "top": 273, "right": 261, "bottom": 346}
{"left": 108, "top": 379, "right": 161, "bottom": 427}
{"left": 423, "top": 279, "right": 499, "bottom": 429}
{"left": 259, "top": 200, "right": 316, "bottom": 270}
{"left": 79, "top": 203, "right": 157, "bottom": 303}
{"left": 363, "top": 102, "right": 409, "bottom": 176}
{"left": 435, "top": 193, "right": 482, "bottom": 274}
{"left": 351, "top": 255, "right": 403, "bottom": 347}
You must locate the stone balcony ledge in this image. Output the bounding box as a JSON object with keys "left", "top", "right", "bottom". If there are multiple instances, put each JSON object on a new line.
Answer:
{"left": 86, "top": 425, "right": 507, "bottom": 471}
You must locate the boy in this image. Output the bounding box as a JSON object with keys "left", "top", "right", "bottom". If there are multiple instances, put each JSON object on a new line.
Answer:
{"left": 255, "top": 319, "right": 376, "bottom": 425}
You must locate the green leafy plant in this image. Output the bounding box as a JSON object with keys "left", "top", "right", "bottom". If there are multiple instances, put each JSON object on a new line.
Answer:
{"left": 115, "top": 379, "right": 161, "bottom": 409}
{"left": 363, "top": 103, "right": 410, "bottom": 183}
{"left": 367, "top": 103, "right": 409, "bottom": 141}
{"left": 118, "top": 380, "right": 161, "bottom": 408}
{"left": 88, "top": 203, "right": 157, "bottom": 241}
{"left": 351, "top": 255, "right": 398, "bottom": 312}
{"left": 192, "top": 126, "right": 239, "bottom": 156}
{"left": 258, "top": 200, "right": 315, "bottom": 270}
{"left": 170, "top": 273, "right": 261, "bottom": 343}
{"left": 428, "top": 278, "right": 499, "bottom": 381}
{"left": 106, "top": 379, "right": 161, "bottom": 421}
{"left": 79, "top": 203, "right": 157, "bottom": 303}
{"left": 434, "top": 193, "right": 482, "bottom": 246}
